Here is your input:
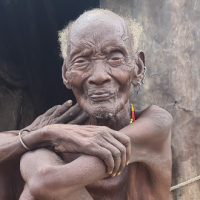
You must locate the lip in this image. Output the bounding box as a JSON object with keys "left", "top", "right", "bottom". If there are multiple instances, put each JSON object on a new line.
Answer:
{"left": 88, "top": 89, "right": 116, "bottom": 101}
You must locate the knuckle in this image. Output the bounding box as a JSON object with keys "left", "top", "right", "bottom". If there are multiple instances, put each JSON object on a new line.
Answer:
{"left": 103, "top": 152, "right": 112, "bottom": 161}
{"left": 65, "top": 103, "right": 71, "bottom": 107}
{"left": 83, "top": 141, "right": 95, "bottom": 150}
{"left": 113, "top": 152, "right": 121, "bottom": 158}
{"left": 124, "top": 137, "right": 131, "bottom": 146}
{"left": 49, "top": 118, "right": 56, "bottom": 124}
{"left": 119, "top": 146, "right": 126, "bottom": 154}
{"left": 56, "top": 109, "right": 62, "bottom": 115}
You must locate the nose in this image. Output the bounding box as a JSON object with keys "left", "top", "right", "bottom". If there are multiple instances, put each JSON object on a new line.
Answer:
{"left": 88, "top": 60, "right": 111, "bottom": 85}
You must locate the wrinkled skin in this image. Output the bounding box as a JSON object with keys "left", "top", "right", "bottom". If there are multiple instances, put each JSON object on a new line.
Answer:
{"left": 63, "top": 11, "right": 137, "bottom": 120}
{"left": 19, "top": 9, "right": 172, "bottom": 200}
{"left": 27, "top": 101, "right": 88, "bottom": 131}
{"left": 0, "top": 101, "right": 88, "bottom": 200}
{"left": 0, "top": 9, "right": 172, "bottom": 200}
{"left": 0, "top": 97, "right": 133, "bottom": 199}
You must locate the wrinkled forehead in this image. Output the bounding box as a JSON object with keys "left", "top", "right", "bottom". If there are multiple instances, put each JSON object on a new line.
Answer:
{"left": 67, "top": 11, "right": 133, "bottom": 54}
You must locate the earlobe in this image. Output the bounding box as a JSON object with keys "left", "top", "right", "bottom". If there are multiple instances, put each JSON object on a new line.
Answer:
{"left": 62, "top": 60, "right": 72, "bottom": 89}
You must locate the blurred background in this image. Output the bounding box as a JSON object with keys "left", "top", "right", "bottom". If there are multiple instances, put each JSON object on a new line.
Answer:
{"left": 0, "top": 0, "right": 199, "bottom": 199}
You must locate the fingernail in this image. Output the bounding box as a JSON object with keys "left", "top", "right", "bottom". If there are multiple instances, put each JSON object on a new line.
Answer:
{"left": 108, "top": 171, "right": 113, "bottom": 175}
{"left": 117, "top": 172, "right": 121, "bottom": 176}
{"left": 67, "top": 100, "right": 72, "bottom": 104}
{"left": 111, "top": 173, "right": 116, "bottom": 177}
{"left": 126, "top": 161, "right": 129, "bottom": 165}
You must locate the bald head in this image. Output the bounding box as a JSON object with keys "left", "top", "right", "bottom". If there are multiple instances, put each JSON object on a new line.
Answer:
{"left": 58, "top": 9, "right": 135, "bottom": 59}
{"left": 70, "top": 9, "right": 128, "bottom": 35}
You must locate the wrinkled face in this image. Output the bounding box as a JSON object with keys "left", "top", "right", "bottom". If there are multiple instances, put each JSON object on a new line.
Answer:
{"left": 63, "top": 15, "right": 136, "bottom": 119}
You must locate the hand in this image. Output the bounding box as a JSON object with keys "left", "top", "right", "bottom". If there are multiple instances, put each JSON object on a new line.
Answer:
{"left": 46, "top": 124, "right": 131, "bottom": 176}
{"left": 26, "top": 101, "right": 88, "bottom": 131}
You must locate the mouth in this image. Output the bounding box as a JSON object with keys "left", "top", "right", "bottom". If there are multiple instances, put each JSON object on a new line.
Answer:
{"left": 88, "top": 89, "right": 116, "bottom": 102}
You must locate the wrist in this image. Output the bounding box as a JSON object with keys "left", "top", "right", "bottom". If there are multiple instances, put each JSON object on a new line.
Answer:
{"left": 22, "top": 126, "right": 52, "bottom": 150}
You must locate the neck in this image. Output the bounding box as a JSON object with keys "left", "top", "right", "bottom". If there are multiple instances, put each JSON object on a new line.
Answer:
{"left": 89, "top": 101, "right": 130, "bottom": 131}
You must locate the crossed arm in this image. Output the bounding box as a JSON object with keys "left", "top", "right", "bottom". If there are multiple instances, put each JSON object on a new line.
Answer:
{"left": 0, "top": 101, "right": 88, "bottom": 164}
{"left": 20, "top": 105, "right": 173, "bottom": 200}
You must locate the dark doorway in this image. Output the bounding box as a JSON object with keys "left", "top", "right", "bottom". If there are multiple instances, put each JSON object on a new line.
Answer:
{"left": 0, "top": 0, "right": 99, "bottom": 130}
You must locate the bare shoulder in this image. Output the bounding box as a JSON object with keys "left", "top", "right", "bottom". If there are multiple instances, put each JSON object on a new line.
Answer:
{"left": 133, "top": 105, "right": 173, "bottom": 146}
{"left": 135, "top": 105, "right": 173, "bottom": 128}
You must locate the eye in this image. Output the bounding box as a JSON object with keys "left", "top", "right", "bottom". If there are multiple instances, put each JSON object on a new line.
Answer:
{"left": 107, "top": 52, "right": 124, "bottom": 67}
{"left": 73, "top": 57, "right": 89, "bottom": 68}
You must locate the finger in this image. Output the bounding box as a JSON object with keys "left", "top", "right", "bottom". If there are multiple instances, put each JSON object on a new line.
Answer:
{"left": 94, "top": 147, "right": 115, "bottom": 175}
{"left": 53, "top": 100, "right": 73, "bottom": 117}
{"left": 110, "top": 131, "right": 131, "bottom": 166}
{"left": 114, "top": 145, "right": 126, "bottom": 176}
{"left": 101, "top": 142, "right": 122, "bottom": 177}
{"left": 59, "top": 103, "right": 82, "bottom": 122}
{"left": 103, "top": 135, "right": 126, "bottom": 176}
{"left": 82, "top": 142, "right": 114, "bottom": 174}
{"left": 91, "top": 130, "right": 124, "bottom": 176}
{"left": 125, "top": 141, "right": 131, "bottom": 166}
{"left": 68, "top": 112, "right": 89, "bottom": 125}
{"left": 44, "top": 105, "right": 60, "bottom": 116}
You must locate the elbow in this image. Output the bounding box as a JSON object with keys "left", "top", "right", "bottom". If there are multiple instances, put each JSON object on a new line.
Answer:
{"left": 28, "top": 166, "right": 71, "bottom": 200}
{"left": 28, "top": 166, "right": 54, "bottom": 199}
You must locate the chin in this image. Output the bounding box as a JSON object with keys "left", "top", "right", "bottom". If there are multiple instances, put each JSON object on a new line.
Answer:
{"left": 92, "top": 112, "right": 115, "bottom": 119}
{"left": 89, "top": 105, "right": 119, "bottom": 119}
{"left": 78, "top": 98, "right": 127, "bottom": 119}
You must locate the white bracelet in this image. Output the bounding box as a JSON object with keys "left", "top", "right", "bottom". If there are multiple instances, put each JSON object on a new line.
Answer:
{"left": 19, "top": 129, "right": 31, "bottom": 150}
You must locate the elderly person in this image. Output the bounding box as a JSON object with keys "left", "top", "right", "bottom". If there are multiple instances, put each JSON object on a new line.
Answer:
{"left": 0, "top": 9, "right": 172, "bottom": 200}
{"left": 19, "top": 9, "right": 172, "bottom": 200}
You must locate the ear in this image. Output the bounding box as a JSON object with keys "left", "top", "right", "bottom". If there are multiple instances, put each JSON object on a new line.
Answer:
{"left": 131, "top": 50, "right": 145, "bottom": 86}
{"left": 62, "top": 59, "right": 72, "bottom": 89}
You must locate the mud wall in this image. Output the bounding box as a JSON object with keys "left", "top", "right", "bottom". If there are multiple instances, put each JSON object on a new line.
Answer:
{"left": 100, "top": 0, "right": 200, "bottom": 199}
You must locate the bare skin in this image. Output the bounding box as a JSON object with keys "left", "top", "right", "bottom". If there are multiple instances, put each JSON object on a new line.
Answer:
{"left": 0, "top": 101, "right": 89, "bottom": 200}
{"left": 19, "top": 9, "right": 172, "bottom": 200}
{"left": 20, "top": 105, "right": 172, "bottom": 200}
{"left": 0, "top": 100, "right": 134, "bottom": 200}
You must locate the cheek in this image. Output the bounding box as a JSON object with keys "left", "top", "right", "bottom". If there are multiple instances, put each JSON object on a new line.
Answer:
{"left": 67, "top": 70, "right": 88, "bottom": 88}
{"left": 110, "top": 66, "right": 132, "bottom": 85}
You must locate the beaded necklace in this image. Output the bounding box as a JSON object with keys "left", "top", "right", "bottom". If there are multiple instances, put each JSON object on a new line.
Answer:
{"left": 130, "top": 104, "right": 135, "bottom": 124}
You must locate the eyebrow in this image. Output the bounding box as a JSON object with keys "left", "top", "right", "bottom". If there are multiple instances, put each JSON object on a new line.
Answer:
{"left": 70, "top": 48, "right": 93, "bottom": 62}
{"left": 69, "top": 38, "right": 128, "bottom": 61}
{"left": 102, "top": 44, "right": 128, "bottom": 56}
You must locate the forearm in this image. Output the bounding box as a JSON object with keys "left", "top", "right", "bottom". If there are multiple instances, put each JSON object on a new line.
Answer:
{"left": 0, "top": 128, "right": 50, "bottom": 163}
{"left": 20, "top": 149, "right": 107, "bottom": 200}
{"left": 0, "top": 102, "right": 86, "bottom": 164}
